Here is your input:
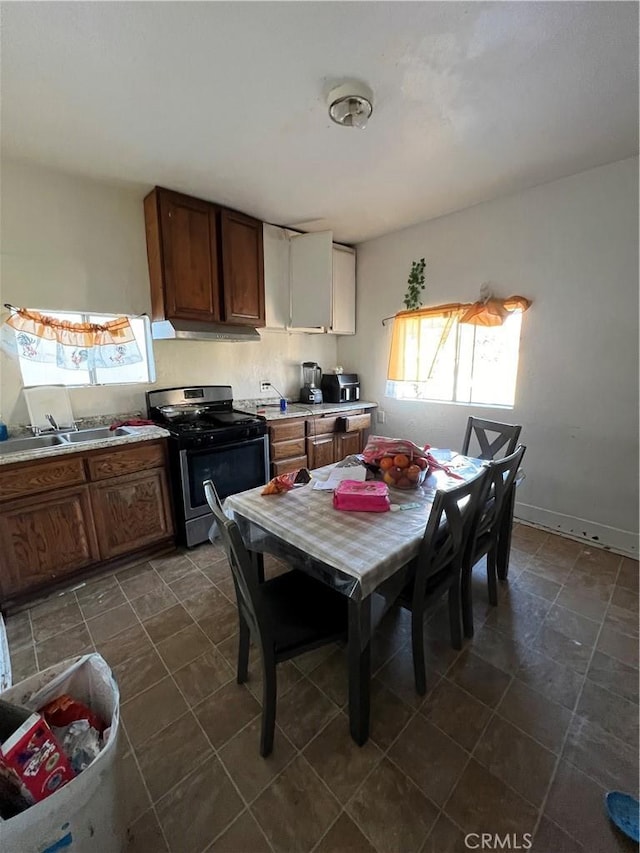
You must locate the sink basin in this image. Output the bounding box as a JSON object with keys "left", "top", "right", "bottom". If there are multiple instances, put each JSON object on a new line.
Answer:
{"left": 59, "top": 427, "right": 135, "bottom": 443}
{"left": 0, "top": 435, "right": 67, "bottom": 455}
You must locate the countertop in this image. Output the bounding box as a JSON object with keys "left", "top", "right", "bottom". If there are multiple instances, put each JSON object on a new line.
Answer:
{"left": 0, "top": 425, "right": 171, "bottom": 467}
{"left": 237, "top": 400, "right": 378, "bottom": 422}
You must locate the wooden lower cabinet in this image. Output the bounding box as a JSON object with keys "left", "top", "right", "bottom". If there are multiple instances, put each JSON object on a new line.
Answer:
{"left": 0, "top": 486, "right": 99, "bottom": 597}
{"left": 90, "top": 468, "right": 173, "bottom": 560}
{"left": 306, "top": 434, "right": 336, "bottom": 469}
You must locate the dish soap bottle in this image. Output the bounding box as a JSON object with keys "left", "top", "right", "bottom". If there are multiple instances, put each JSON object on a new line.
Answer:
{"left": 0, "top": 416, "right": 8, "bottom": 442}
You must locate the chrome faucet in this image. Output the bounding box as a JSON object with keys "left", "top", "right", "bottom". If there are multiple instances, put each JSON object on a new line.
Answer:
{"left": 45, "top": 413, "right": 59, "bottom": 431}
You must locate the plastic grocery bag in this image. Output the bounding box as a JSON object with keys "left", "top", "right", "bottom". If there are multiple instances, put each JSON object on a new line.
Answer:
{"left": 0, "top": 653, "right": 123, "bottom": 853}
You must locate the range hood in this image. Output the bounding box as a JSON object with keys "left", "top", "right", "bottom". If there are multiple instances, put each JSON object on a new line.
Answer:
{"left": 151, "top": 319, "right": 261, "bottom": 343}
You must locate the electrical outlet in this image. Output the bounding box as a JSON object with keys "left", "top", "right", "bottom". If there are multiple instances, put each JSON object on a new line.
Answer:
{"left": 377, "top": 410, "right": 386, "bottom": 424}
{"left": 260, "top": 381, "right": 270, "bottom": 393}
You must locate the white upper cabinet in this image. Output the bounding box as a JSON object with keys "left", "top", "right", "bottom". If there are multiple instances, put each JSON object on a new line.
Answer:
{"left": 263, "top": 224, "right": 356, "bottom": 334}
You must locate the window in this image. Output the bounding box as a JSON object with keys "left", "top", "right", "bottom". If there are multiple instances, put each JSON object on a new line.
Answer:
{"left": 9, "top": 310, "right": 156, "bottom": 387}
{"left": 386, "top": 310, "right": 524, "bottom": 407}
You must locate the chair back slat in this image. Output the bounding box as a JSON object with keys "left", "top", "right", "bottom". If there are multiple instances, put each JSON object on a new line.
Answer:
{"left": 462, "top": 417, "right": 522, "bottom": 461}
{"left": 412, "top": 469, "right": 488, "bottom": 608}
{"left": 204, "top": 479, "right": 269, "bottom": 648}
{"left": 473, "top": 445, "right": 526, "bottom": 542}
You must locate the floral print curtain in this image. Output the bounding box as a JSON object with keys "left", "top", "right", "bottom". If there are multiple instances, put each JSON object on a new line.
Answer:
{"left": 1, "top": 308, "right": 142, "bottom": 371}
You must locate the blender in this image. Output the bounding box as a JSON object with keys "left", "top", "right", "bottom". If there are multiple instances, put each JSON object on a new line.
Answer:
{"left": 299, "top": 362, "right": 323, "bottom": 404}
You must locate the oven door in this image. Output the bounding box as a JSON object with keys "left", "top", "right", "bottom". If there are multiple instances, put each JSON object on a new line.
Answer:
{"left": 179, "top": 435, "right": 269, "bottom": 521}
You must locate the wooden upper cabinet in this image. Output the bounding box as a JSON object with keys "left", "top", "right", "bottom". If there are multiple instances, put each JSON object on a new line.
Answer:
{"left": 144, "top": 187, "right": 265, "bottom": 328}
{"left": 220, "top": 208, "right": 265, "bottom": 326}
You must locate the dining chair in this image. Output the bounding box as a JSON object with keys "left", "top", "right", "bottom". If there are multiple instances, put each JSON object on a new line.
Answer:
{"left": 461, "top": 416, "right": 522, "bottom": 461}
{"left": 461, "top": 444, "right": 527, "bottom": 638}
{"left": 203, "top": 479, "right": 348, "bottom": 757}
{"left": 397, "top": 469, "right": 489, "bottom": 695}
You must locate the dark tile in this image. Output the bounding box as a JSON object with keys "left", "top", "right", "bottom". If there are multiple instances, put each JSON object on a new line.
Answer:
{"left": 532, "top": 624, "right": 594, "bottom": 675}
{"left": 9, "top": 645, "right": 38, "bottom": 681}
{"left": 555, "top": 587, "right": 609, "bottom": 622}
{"left": 36, "top": 623, "right": 94, "bottom": 670}
{"left": 181, "top": 586, "right": 231, "bottom": 621}
{"left": 376, "top": 643, "right": 437, "bottom": 708}
{"left": 119, "top": 568, "right": 167, "bottom": 601}
{"left": 112, "top": 646, "right": 167, "bottom": 703}
{"left": 117, "top": 750, "right": 152, "bottom": 827}
{"left": 157, "top": 755, "right": 243, "bottom": 853}
{"left": 563, "top": 714, "right": 638, "bottom": 795}
{"left": 194, "top": 681, "right": 261, "bottom": 749}
{"left": 314, "top": 813, "right": 377, "bottom": 853}
{"left": 484, "top": 589, "right": 552, "bottom": 643}
{"left": 78, "top": 584, "right": 127, "bottom": 620}
{"left": 545, "top": 761, "right": 638, "bottom": 853}
{"left": 564, "top": 570, "right": 615, "bottom": 603}
{"left": 516, "top": 648, "right": 583, "bottom": 710}
{"left": 31, "top": 598, "right": 83, "bottom": 643}
{"left": 304, "top": 713, "right": 383, "bottom": 801}
{"left": 574, "top": 546, "right": 621, "bottom": 575}
{"left": 86, "top": 602, "right": 138, "bottom": 644}
{"left": 198, "top": 600, "right": 239, "bottom": 645}
{"left": 117, "top": 560, "right": 153, "bottom": 582}
{"left": 533, "top": 818, "right": 584, "bottom": 853}
{"left": 604, "top": 603, "right": 639, "bottom": 639}
{"left": 129, "top": 586, "right": 178, "bottom": 621}
{"left": 617, "top": 558, "right": 639, "bottom": 592}
{"left": 75, "top": 572, "right": 117, "bottom": 599}
{"left": 347, "top": 758, "right": 438, "bottom": 853}
{"left": 219, "top": 719, "right": 295, "bottom": 801}
{"left": 596, "top": 623, "right": 639, "bottom": 668}
{"left": 207, "top": 810, "right": 270, "bottom": 853}
{"left": 150, "top": 551, "right": 195, "bottom": 584}
{"left": 471, "top": 624, "right": 528, "bottom": 675}
{"left": 127, "top": 809, "right": 168, "bottom": 853}
{"left": 389, "top": 715, "right": 467, "bottom": 806}
{"left": 277, "top": 678, "right": 338, "bottom": 749}
{"left": 293, "top": 643, "right": 339, "bottom": 674}
{"left": 252, "top": 755, "right": 340, "bottom": 853}
{"left": 422, "top": 813, "right": 468, "bottom": 853}
{"left": 4, "top": 611, "right": 32, "bottom": 650}
{"left": 422, "top": 677, "right": 492, "bottom": 752}
{"left": 544, "top": 604, "right": 601, "bottom": 644}
{"left": 169, "top": 569, "right": 214, "bottom": 601}
{"left": 447, "top": 650, "right": 511, "bottom": 708}
{"left": 444, "top": 759, "right": 538, "bottom": 837}
{"left": 173, "top": 647, "right": 234, "bottom": 706}
{"left": 497, "top": 679, "right": 573, "bottom": 753}
{"left": 513, "top": 570, "right": 562, "bottom": 601}
{"left": 214, "top": 576, "right": 236, "bottom": 603}
{"left": 156, "top": 622, "right": 212, "bottom": 671}
{"left": 97, "top": 623, "right": 153, "bottom": 668}
{"left": 576, "top": 680, "right": 639, "bottom": 748}
{"left": 611, "top": 585, "right": 638, "bottom": 615}
{"left": 474, "top": 715, "right": 556, "bottom": 807}
{"left": 369, "top": 678, "right": 414, "bottom": 750}
{"left": 527, "top": 556, "right": 574, "bottom": 584}
{"left": 511, "top": 525, "right": 548, "bottom": 552}
{"left": 307, "top": 647, "right": 349, "bottom": 707}
{"left": 188, "top": 541, "right": 225, "bottom": 569}
{"left": 586, "top": 650, "right": 638, "bottom": 704}
{"left": 142, "top": 603, "right": 194, "bottom": 645}
{"left": 121, "top": 676, "right": 189, "bottom": 748}
{"left": 137, "top": 710, "right": 213, "bottom": 802}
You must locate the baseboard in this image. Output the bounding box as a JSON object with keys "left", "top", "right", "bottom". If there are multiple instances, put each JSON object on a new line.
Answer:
{"left": 514, "top": 501, "right": 638, "bottom": 558}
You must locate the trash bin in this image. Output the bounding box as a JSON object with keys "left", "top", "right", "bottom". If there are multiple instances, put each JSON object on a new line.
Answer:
{"left": 0, "top": 653, "right": 123, "bottom": 853}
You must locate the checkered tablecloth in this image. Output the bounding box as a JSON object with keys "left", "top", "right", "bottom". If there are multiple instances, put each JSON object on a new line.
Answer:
{"left": 224, "top": 452, "right": 485, "bottom": 599}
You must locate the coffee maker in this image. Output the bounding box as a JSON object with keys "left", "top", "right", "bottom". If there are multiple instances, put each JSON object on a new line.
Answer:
{"left": 299, "top": 362, "right": 323, "bottom": 404}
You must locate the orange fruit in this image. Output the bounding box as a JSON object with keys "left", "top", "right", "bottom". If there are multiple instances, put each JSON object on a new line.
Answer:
{"left": 407, "top": 464, "right": 421, "bottom": 482}
{"left": 383, "top": 472, "right": 395, "bottom": 486}
{"left": 379, "top": 456, "right": 394, "bottom": 471}
{"left": 393, "top": 454, "right": 410, "bottom": 469}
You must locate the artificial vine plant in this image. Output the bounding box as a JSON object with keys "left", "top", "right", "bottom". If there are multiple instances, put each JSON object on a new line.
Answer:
{"left": 402, "top": 258, "right": 427, "bottom": 311}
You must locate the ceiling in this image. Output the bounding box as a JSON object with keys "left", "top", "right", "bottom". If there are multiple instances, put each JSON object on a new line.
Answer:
{"left": 1, "top": 2, "right": 638, "bottom": 243}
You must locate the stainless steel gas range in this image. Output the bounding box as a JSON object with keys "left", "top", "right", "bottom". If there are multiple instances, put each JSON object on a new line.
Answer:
{"left": 147, "top": 386, "right": 269, "bottom": 547}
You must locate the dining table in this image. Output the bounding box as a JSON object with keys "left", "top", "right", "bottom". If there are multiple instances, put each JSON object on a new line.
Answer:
{"left": 224, "top": 449, "right": 487, "bottom": 746}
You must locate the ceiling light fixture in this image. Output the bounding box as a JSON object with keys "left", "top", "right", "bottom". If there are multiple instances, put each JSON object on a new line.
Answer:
{"left": 328, "top": 82, "right": 373, "bottom": 129}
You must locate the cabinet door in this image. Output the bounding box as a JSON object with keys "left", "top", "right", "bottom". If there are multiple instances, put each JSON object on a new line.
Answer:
{"left": 331, "top": 244, "right": 356, "bottom": 334}
{"left": 220, "top": 209, "right": 265, "bottom": 326}
{"left": 0, "top": 486, "right": 99, "bottom": 599}
{"left": 306, "top": 435, "right": 336, "bottom": 470}
{"left": 335, "top": 431, "right": 362, "bottom": 462}
{"left": 290, "top": 231, "right": 333, "bottom": 329}
{"left": 90, "top": 469, "right": 174, "bottom": 561}
{"left": 263, "top": 223, "right": 290, "bottom": 330}
{"left": 158, "top": 190, "right": 221, "bottom": 322}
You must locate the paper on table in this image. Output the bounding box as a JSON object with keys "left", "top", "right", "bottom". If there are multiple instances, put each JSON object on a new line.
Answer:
{"left": 312, "top": 466, "right": 367, "bottom": 491}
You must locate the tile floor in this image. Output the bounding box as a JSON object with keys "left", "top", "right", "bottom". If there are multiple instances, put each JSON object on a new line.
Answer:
{"left": 3, "top": 524, "right": 638, "bottom": 853}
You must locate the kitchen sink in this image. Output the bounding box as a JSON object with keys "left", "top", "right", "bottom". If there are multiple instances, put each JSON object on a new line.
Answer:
{"left": 0, "top": 434, "right": 67, "bottom": 454}
{"left": 59, "top": 426, "right": 135, "bottom": 443}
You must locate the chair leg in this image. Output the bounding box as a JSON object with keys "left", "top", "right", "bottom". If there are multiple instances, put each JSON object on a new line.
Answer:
{"left": 237, "top": 616, "right": 250, "bottom": 684}
{"left": 461, "top": 562, "right": 474, "bottom": 638}
{"left": 411, "top": 610, "right": 427, "bottom": 696}
{"left": 260, "top": 653, "right": 277, "bottom": 758}
{"left": 448, "top": 582, "right": 462, "bottom": 651}
{"left": 487, "top": 548, "right": 498, "bottom": 606}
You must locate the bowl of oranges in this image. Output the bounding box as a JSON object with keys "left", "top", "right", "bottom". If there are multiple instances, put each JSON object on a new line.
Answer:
{"left": 378, "top": 452, "right": 429, "bottom": 489}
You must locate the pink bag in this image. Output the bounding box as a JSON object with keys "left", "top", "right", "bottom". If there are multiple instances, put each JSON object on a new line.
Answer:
{"left": 333, "top": 480, "right": 390, "bottom": 513}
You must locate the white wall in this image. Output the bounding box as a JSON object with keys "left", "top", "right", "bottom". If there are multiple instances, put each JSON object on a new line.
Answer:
{"left": 0, "top": 159, "right": 337, "bottom": 424}
{"left": 338, "top": 158, "right": 639, "bottom": 555}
